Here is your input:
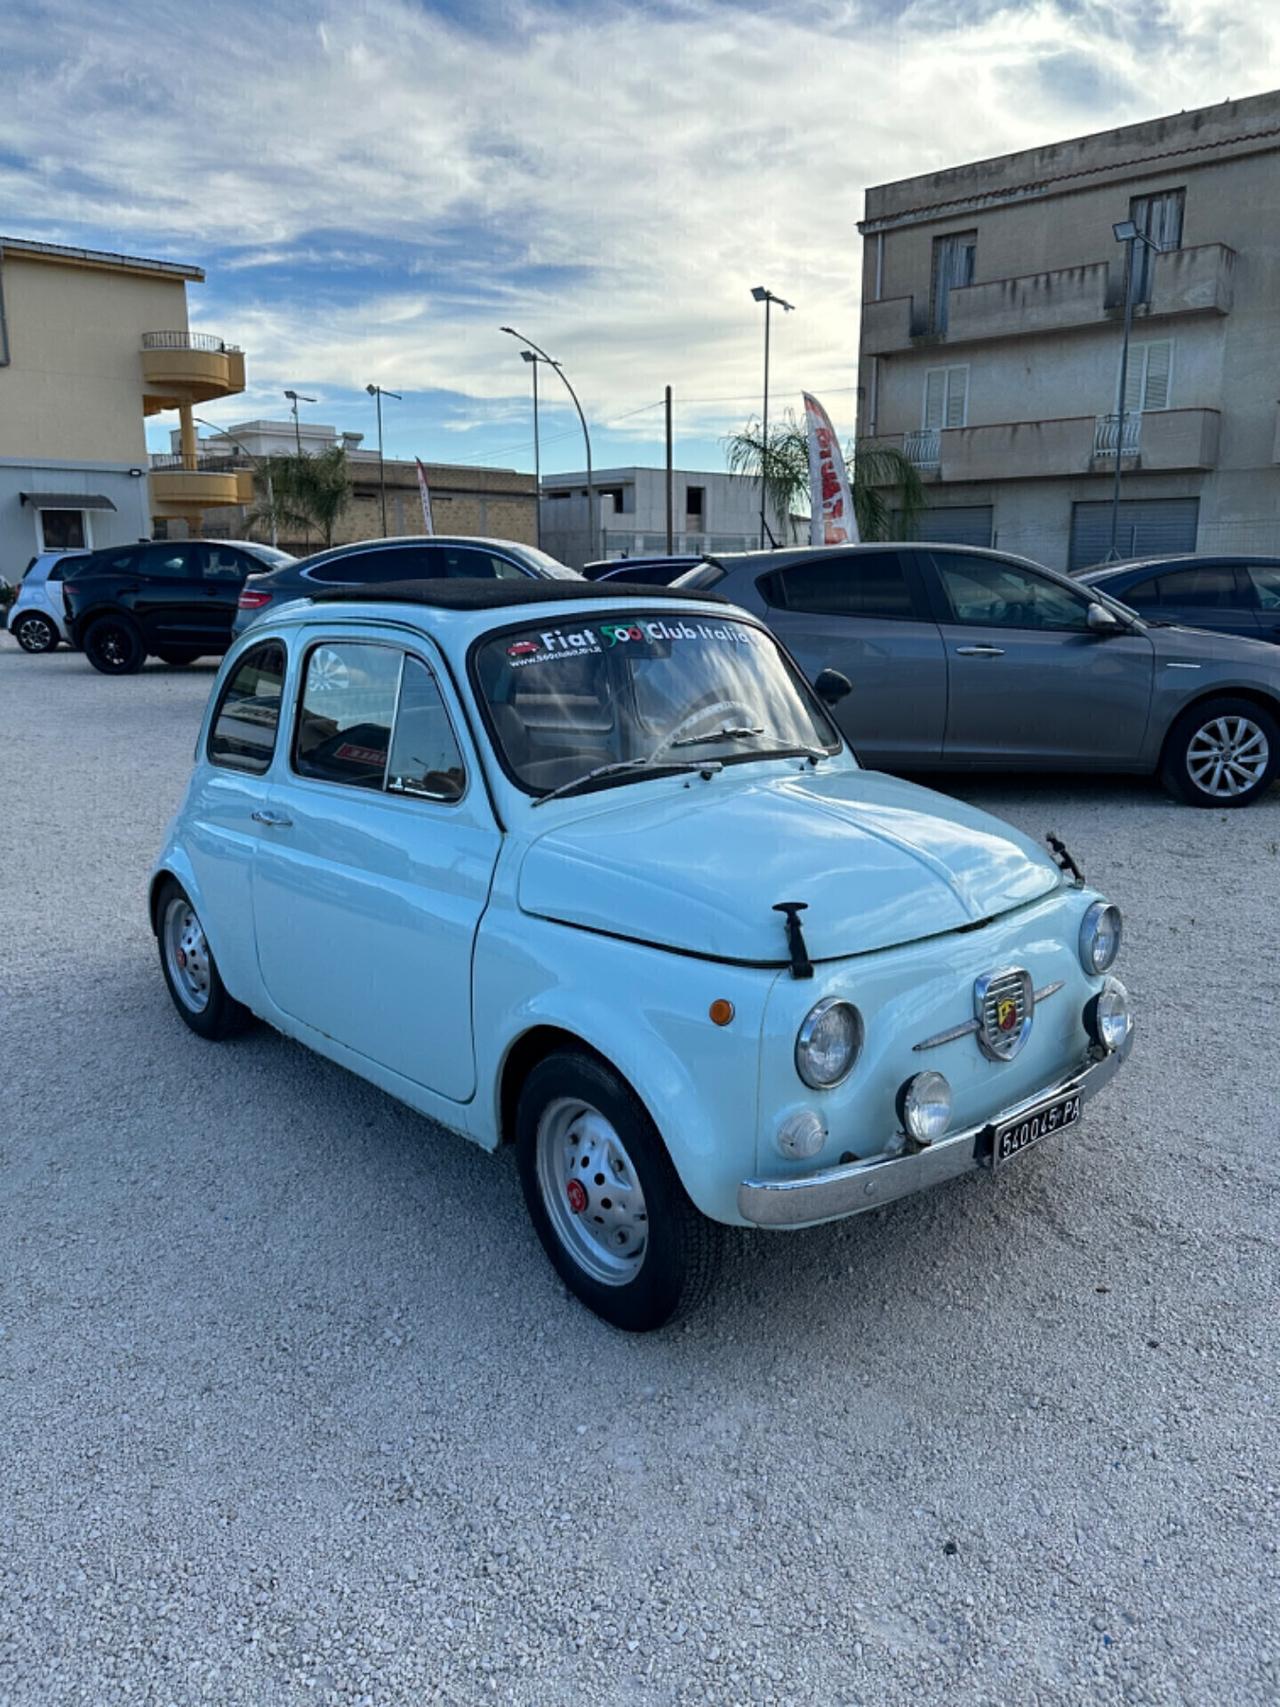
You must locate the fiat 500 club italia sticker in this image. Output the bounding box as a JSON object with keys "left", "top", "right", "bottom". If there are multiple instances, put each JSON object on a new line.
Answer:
{"left": 504, "top": 620, "right": 759, "bottom": 667}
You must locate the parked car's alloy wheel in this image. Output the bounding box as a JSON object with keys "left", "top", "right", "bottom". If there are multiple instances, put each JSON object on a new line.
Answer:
{"left": 1161, "top": 696, "right": 1280, "bottom": 808}
{"left": 83, "top": 615, "right": 145, "bottom": 675}
{"left": 156, "top": 878, "right": 254, "bottom": 1040}
{"left": 11, "top": 612, "right": 60, "bottom": 653}
{"left": 516, "top": 1051, "right": 721, "bottom": 1331}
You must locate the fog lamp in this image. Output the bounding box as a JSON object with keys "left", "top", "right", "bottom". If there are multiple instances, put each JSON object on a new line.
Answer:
{"left": 1085, "top": 976, "right": 1131, "bottom": 1052}
{"left": 897, "top": 1071, "right": 953, "bottom": 1146}
{"left": 776, "top": 1109, "right": 827, "bottom": 1160}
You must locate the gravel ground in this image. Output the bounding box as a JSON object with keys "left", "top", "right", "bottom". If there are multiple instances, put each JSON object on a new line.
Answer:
{"left": 2, "top": 633, "right": 1278, "bottom": 1707}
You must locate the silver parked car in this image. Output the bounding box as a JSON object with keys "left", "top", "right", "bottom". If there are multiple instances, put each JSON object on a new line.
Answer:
{"left": 676, "top": 543, "right": 1280, "bottom": 807}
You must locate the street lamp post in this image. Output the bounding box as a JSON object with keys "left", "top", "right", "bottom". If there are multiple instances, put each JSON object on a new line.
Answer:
{"left": 500, "top": 326, "right": 593, "bottom": 560}
{"left": 1107, "top": 220, "right": 1163, "bottom": 561}
{"left": 283, "top": 389, "right": 315, "bottom": 458}
{"left": 365, "top": 383, "right": 402, "bottom": 536}
{"left": 193, "top": 415, "right": 278, "bottom": 549}
{"left": 751, "top": 285, "right": 794, "bottom": 549}
{"left": 517, "top": 349, "right": 553, "bottom": 550}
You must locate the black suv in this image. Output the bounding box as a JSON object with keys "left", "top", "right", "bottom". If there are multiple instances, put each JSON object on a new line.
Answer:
{"left": 63, "top": 539, "right": 294, "bottom": 674}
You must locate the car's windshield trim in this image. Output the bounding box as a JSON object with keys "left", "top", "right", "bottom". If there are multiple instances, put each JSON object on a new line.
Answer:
{"left": 465, "top": 606, "right": 842, "bottom": 801}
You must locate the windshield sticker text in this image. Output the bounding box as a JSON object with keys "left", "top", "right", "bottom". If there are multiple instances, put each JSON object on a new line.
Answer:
{"left": 504, "top": 619, "right": 758, "bottom": 667}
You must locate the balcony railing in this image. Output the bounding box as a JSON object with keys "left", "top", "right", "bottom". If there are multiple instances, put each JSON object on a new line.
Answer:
{"left": 150, "top": 451, "right": 255, "bottom": 472}
{"left": 904, "top": 428, "right": 940, "bottom": 469}
{"left": 1092, "top": 412, "right": 1142, "bottom": 459}
{"left": 142, "top": 330, "right": 242, "bottom": 354}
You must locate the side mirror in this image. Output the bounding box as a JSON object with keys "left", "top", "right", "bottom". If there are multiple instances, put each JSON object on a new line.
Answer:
{"left": 814, "top": 667, "right": 853, "bottom": 705}
{"left": 1086, "top": 602, "right": 1123, "bottom": 635}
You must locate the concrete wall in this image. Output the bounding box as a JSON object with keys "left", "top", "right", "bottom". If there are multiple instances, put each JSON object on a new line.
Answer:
{"left": 0, "top": 252, "right": 190, "bottom": 462}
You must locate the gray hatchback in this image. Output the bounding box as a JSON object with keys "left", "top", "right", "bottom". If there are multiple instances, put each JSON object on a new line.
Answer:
{"left": 677, "top": 543, "right": 1280, "bottom": 807}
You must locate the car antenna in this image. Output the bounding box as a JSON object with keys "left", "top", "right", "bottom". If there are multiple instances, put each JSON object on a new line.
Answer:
{"left": 772, "top": 902, "right": 814, "bottom": 980}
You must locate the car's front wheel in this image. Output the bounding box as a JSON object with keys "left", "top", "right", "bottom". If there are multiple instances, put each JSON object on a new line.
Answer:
{"left": 1160, "top": 696, "right": 1279, "bottom": 807}
{"left": 83, "top": 614, "right": 145, "bottom": 675}
{"left": 156, "top": 878, "right": 254, "bottom": 1040}
{"left": 516, "top": 1050, "right": 722, "bottom": 1331}
{"left": 11, "top": 612, "right": 60, "bottom": 653}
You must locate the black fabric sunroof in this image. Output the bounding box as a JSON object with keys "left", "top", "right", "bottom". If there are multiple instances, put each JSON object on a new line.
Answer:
{"left": 313, "top": 576, "right": 726, "bottom": 610}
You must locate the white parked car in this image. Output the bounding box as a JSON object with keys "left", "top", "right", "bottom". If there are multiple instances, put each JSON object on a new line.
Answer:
{"left": 6, "top": 550, "right": 87, "bottom": 651}
{"left": 150, "top": 579, "right": 1132, "bottom": 1330}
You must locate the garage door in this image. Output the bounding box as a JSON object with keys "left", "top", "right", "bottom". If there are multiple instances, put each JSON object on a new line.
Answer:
{"left": 902, "top": 505, "right": 993, "bottom": 548}
{"left": 1069, "top": 497, "right": 1199, "bottom": 571}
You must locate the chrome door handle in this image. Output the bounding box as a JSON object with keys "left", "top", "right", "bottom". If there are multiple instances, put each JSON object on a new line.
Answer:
{"left": 955, "top": 645, "right": 1005, "bottom": 657}
{"left": 251, "top": 808, "right": 293, "bottom": 827}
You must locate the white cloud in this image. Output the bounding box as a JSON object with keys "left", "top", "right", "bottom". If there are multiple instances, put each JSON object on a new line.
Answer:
{"left": 2, "top": 0, "right": 1278, "bottom": 445}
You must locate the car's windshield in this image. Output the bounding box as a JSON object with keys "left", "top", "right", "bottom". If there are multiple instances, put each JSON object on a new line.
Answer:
{"left": 510, "top": 545, "right": 582, "bottom": 581}
{"left": 473, "top": 609, "right": 840, "bottom": 797}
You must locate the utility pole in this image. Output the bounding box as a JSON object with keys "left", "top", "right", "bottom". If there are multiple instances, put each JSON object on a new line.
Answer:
{"left": 1107, "top": 220, "right": 1162, "bottom": 562}
{"left": 366, "top": 383, "right": 402, "bottom": 536}
{"left": 751, "top": 287, "right": 794, "bottom": 548}
{"left": 665, "top": 385, "right": 674, "bottom": 554}
{"left": 500, "top": 326, "right": 593, "bottom": 564}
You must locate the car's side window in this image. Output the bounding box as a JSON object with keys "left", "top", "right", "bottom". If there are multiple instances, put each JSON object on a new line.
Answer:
{"left": 1154, "top": 566, "right": 1237, "bottom": 608}
{"left": 204, "top": 544, "right": 249, "bottom": 581}
{"left": 1117, "top": 575, "right": 1159, "bottom": 608}
{"left": 436, "top": 546, "right": 527, "bottom": 580}
{"left": 294, "top": 642, "right": 402, "bottom": 790}
{"left": 386, "top": 657, "right": 466, "bottom": 802}
{"left": 1247, "top": 565, "right": 1280, "bottom": 611}
{"left": 208, "top": 642, "right": 286, "bottom": 775}
{"left": 932, "top": 553, "right": 1091, "bottom": 632}
{"left": 305, "top": 548, "right": 428, "bottom": 586}
{"left": 143, "top": 543, "right": 203, "bottom": 580}
{"left": 766, "top": 552, "right": 916, "bottom": 619}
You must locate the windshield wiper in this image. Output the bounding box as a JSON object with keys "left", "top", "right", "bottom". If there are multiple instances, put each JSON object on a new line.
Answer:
{"left": 670, "top": 724, "right": 764, "bottom": 748}
{"left": 531, "top": 757, "right": 720, "bottom": 807}
{"left": 670, "top": 725, "right": 831, "bottom": 764}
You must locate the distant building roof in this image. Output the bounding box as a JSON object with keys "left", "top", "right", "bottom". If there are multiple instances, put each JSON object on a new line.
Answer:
{"left": 0, "top": 235, "right": 204, "bottom": 283}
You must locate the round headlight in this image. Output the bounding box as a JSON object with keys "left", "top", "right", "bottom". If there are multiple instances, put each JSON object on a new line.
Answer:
{"left": 1079, "top": 900, "right": 1122, "bottom": 974}
{"left": 795, "top": 999, "right": 863, "bottom": 1089}
{"left": 897, "top": 1071, "right": 953, "bottom": 1146}
{"left": 1085, "top": 976, "right": 1131, "bottom": 1052}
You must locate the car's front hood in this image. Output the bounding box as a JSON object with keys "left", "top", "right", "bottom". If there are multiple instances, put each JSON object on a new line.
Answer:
{"left": 516, "top": 767, "right": 1063, "bottom": 964}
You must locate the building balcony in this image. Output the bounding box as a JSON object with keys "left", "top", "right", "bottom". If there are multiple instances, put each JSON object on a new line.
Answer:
{"left": 149, "top": 453, "right": 254, "bottom": 516}
{"left": 862, "top": 244, "right": 1236, "bottom": 354}
{"left": 141, "top": 331, "right": 246, "bottom": 412}
{"left": 871, "top": 407, "right": 1221, "bottom": 483}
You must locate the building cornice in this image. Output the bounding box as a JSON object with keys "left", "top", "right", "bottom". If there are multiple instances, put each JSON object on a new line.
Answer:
{"left": 0, "top": 235, "right": 203, "bottom": 283}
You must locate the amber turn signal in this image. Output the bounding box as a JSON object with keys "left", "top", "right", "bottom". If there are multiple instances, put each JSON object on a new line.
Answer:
{"left": 709, "top": 999, "right": 735, "bottom": 1027}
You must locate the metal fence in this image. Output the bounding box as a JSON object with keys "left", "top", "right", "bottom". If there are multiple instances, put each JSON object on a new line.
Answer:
{"left": 141, "top": 330, "right": 241, "bottom": 354}
{"left": 1092, "top": 412, "right": 1143, "bottom": 458}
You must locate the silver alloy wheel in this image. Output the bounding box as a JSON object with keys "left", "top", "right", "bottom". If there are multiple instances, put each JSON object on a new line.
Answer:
{"left": 14, "top": 614, "right": 56, "bottom": 652}
{"left": 163, "top": 896, "right": 212, "bottom": 1013}
{"left": 535, "top": 1096, "right": 649, "bottom": 1286}
{"left": 1186, "top": 714, "right": 1270, "bottom": 799}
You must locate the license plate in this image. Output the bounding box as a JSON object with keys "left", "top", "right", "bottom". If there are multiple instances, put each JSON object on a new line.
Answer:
{"left": 991, "top": 1090, "right": 1082, "bottom": 1167}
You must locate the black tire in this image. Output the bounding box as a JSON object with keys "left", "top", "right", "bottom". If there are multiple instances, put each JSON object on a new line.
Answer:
{"left": 11, "top": 612, "right": 60, "bottom": 653}
{"left": 156, "top": 649, "right": 200, "bottom": 665}
{"left": 515, "top": 1050, "right": 722, "bottom": 1331}
{"left": 1159, "top": 696, "right": 1280, "bottom": 808}
{"left": 155, "top": 877, "right": 254, "bottom": 1041}
{"left": 83, "top": 613, "right": 145, "bottom": 675}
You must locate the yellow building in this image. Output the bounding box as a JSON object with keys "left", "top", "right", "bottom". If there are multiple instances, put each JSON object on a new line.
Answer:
{"left": 0, "top": 235, "right": 250, "bottom": 576}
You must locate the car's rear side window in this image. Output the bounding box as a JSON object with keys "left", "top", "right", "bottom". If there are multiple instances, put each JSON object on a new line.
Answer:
{"left": 208, "top": 642, "right": 286, "bottom": 775}
{"left": 305, "top": 547, "right": 436, "bottom": 586}
{"left": 1154, "top": 566, "right": 1237, "bottom": 607}
{"left": 765, "top": 552, "right": 915, "bottom": 619}
{"left": 1116, "top": 575, "right": 1159, "bottom": 608}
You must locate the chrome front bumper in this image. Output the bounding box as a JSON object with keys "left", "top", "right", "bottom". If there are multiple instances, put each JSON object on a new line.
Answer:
{"left": 737, "top": 1032, "right": 1132, "bottom": 1228}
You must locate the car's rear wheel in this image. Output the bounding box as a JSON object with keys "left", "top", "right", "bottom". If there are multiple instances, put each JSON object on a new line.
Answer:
{"left": 83, "top": 614, "right": 145, "bottom": 675}
{"left": 12, "top": 612, "right": 60, "bottom": 653}
{"left": 515, "top": 1050, "right": 722, "bottom": 1331}
{"left": 1160, "top": 696, "right": 1279, "bottom": 808}
{"left": 156, "top": 879, "right": 254, "bottom": 1040}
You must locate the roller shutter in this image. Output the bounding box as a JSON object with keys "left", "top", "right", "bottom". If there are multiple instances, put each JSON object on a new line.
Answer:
{"left": 1069, "top": 497, "right": 1199, "bottom": 571}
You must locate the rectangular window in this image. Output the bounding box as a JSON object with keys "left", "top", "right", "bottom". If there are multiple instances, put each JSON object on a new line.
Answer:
{"left": 685, "top": 486, "right": 705, "bottom": 521}
{"left": 38, "top": 509, "right": 87, "bottom": 551}
{"left": 294, "top": 642, "right": 401, "bottom": 790}
{"left": 930, "top": 232, "right": 976, "bottom": 333}
{"left": 1121, "top": 340, "right": 1173, "bottom": 412}
{"left": 208, "top": 642, "right": 286, "bottom": 774}
{"left": 1129, "top": 188, "right": 1184, "bottom": 303}
{"left": 769, "top": 551, "right": 916, "bottom": 619}
{"left": 386, "top": 657, "right": 466, "bottom": 801}
{"left": 923, "top": 365, "right": 968, "bottom": 430}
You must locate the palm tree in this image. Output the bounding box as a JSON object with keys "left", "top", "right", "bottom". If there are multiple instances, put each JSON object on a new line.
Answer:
{"left": 724, "top": 410, "right": 926, "bottom": 544}
{"left": 245, "top": 447, "right": 353, "bottom": 551}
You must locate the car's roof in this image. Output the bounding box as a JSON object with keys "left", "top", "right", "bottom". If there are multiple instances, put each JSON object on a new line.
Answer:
{"left": 296, "top": 535, "right": 545, "bottom": 565}
{"left": 315, "top": 577, "right": 726, "bottom": 611}
{"left": 708, "top": 541, "right": 1043, "bottom": 570}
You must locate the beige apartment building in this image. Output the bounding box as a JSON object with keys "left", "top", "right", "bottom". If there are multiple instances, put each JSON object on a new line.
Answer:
{"left": 0, "top": 236, "right": 249, "bottom": 577}
{"left": 857, "top": 90, "right": 1280, "bottom": 569}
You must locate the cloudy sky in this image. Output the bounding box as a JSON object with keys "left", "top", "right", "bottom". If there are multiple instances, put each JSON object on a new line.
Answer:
{"left": 2, "top": 0, "right": 1277, "bottom": 475}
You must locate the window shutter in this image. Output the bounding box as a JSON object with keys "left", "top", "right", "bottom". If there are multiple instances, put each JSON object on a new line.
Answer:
{"left": 944, "top": 367, "right": 968, "bottom": 428}
{"left": 924, "top": 369, "right": 946, "bottom": 429}
{"left": 1142, "top": 340, "right": 1172, "bottom": 410}
{"left": 1121, "top": 353, "right": 1144, "bottom": 414}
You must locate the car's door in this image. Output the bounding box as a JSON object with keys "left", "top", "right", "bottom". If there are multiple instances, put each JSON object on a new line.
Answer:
{"left": 754, "top": 550, "right": 947, "bottom": 765}
{"left": 202, "top": 544, "right": 257, "bottom": 645}
{"left": 1149, "top": 563, "right": 1260, "bottom": 641}
{"left": 128, "top": 542, "right": 212, "bottom": 646}
{"left": 925, "top": 550, "right": 1156, "bottom": 765}
{"left": 252, "top": 627, "right": 499, "bottom": 1103}
{"left": 1244, "top": 563, "right": 1280, "bottom": 643}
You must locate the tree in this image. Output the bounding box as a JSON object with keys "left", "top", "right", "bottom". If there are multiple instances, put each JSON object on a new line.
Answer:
{"left": 723, "top": 410, "right": 926, "bottom": 544}
{"left": 245, "top": 446, "right": 353, "bottom": 550}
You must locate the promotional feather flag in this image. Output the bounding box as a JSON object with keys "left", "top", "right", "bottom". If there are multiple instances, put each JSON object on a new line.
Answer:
{"left": 803, "top": 393, "right": 860, "bottom": 546}
{"left": 415, "top": 459, "right": 435, "bottom": 534}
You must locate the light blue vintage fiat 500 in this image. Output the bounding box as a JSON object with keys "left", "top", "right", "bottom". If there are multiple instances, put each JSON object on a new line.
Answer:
{"left": 151, "top": 579, "right": 1132, "bottom": 1330}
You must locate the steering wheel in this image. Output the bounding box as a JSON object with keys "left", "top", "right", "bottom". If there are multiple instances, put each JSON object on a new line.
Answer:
{"left": 648, "top": 698, "right": 761, "bottom": 762}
